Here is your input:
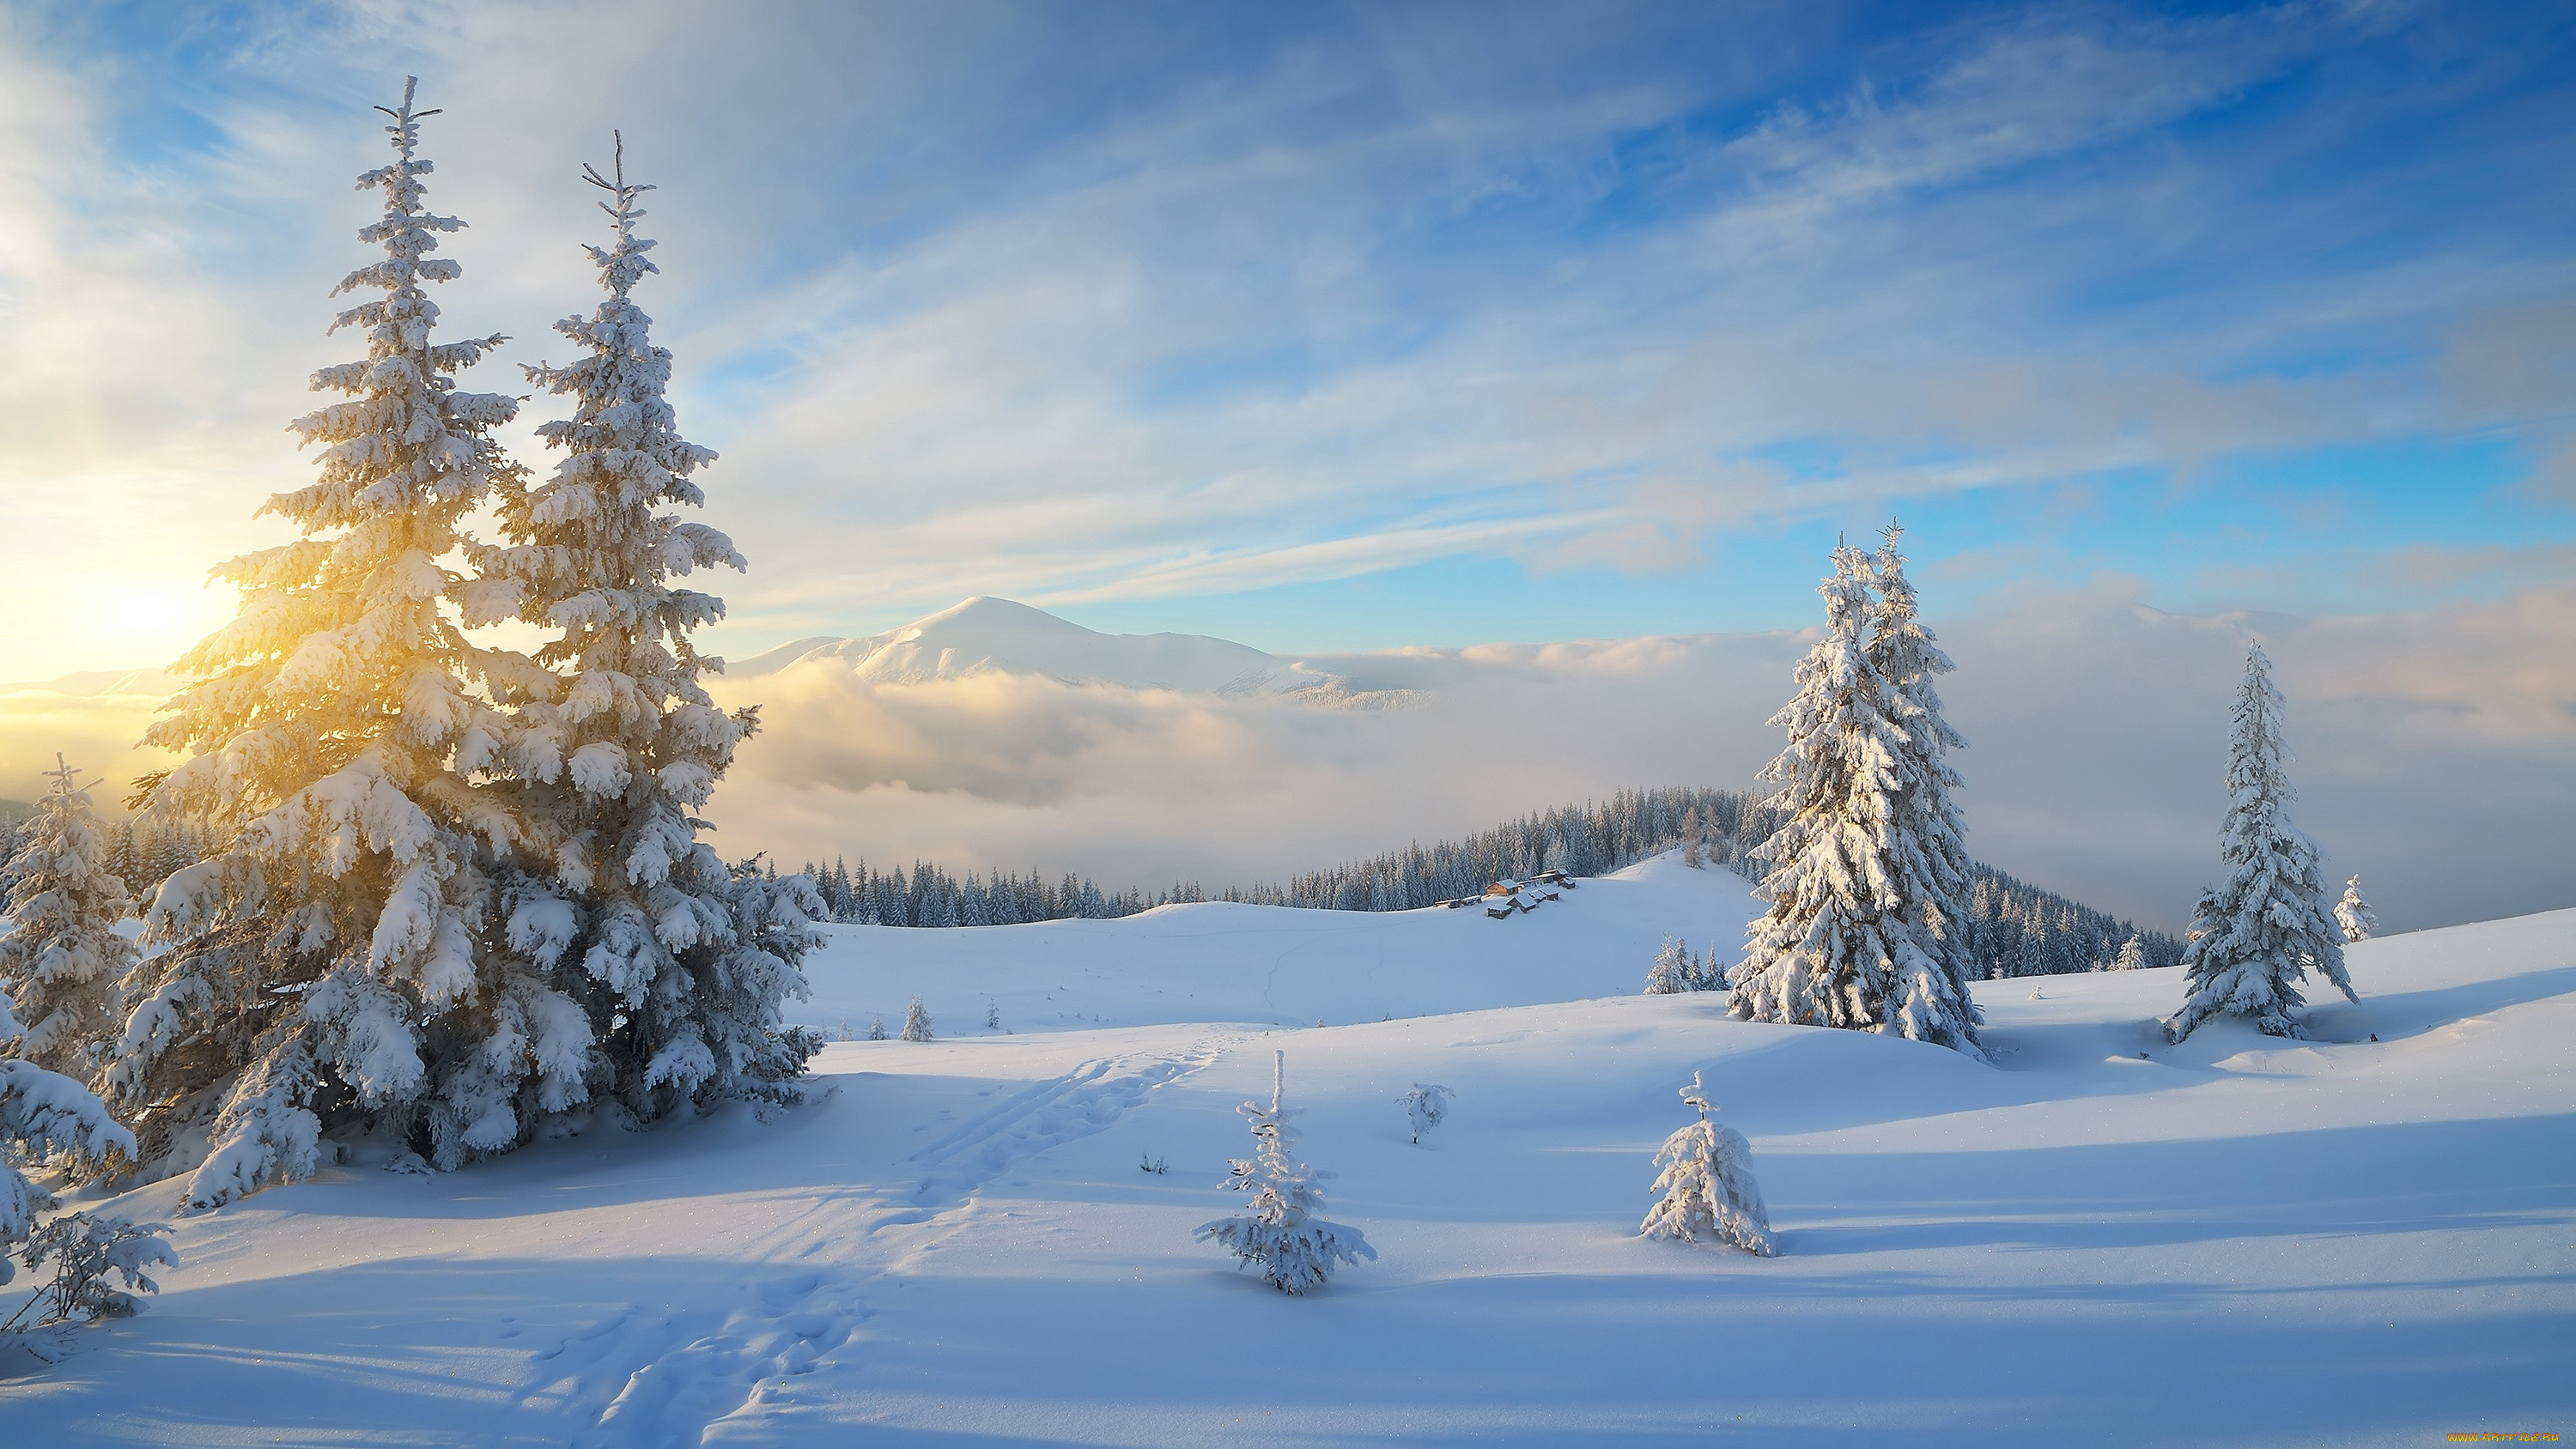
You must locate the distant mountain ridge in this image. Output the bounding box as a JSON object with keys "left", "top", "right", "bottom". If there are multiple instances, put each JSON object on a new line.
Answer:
{"left": 732, "top": 596, "right": 1423, "bottom": 708}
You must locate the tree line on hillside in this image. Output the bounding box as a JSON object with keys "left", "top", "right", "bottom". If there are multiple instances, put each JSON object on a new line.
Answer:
{"left": 797, "top": 779, "right": 2184, "bottom": 981}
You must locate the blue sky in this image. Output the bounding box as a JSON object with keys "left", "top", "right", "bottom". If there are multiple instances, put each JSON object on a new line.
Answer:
{"left": 1, "top": 0, "right": 2572, "bottom": 667}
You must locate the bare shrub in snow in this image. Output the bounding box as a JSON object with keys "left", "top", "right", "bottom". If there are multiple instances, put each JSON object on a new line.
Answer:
{"left": 1640, "top": 1071, "right": 1773, "bottom": 1257}
{"left": 1400, "top": 1082, "right": 1454, "bottom": 1145}
{"left": 2167, "top": 645, "right": 2356, "bottom": 1042}
{"left": 1198, "top": 1052, "right": 1374, "bottom": 1293}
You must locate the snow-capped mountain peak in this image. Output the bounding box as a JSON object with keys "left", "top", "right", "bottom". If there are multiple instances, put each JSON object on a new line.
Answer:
{"left": 729, "top": 597, "right": 1389, "bottom": 702}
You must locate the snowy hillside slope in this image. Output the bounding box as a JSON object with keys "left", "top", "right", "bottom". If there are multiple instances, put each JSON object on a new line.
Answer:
{"left": 729, "top": 596, "right": 1363, "bottom": 700}
{"left": 791, "top": 850, "right": 1765, "bottom": 1035}
{"left": 7, "top": 865, "right": 2570, "bottom": 1445}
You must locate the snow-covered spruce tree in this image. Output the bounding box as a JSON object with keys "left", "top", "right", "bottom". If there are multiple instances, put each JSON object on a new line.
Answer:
{"left": 2112, "top": 934, "right": 2147, "bottom": 972}
{"left": 1864, "top": 524, "right": 1984, "bottom": 1046}
{"left": 462, "top": 136, "right": 820, "bottom": 1135}
{"left": 1729, "top": 543, "right": 1982, "bottom": 1056}
{"left": 1197, "top": 1052, "right": 1374, "bottom": 1294}
{"left": 0, "top": 757, "right": 138, "bottom": 1084}
{"left": 1644, "top": 935, "right": 1694, "bottom": 995}
{"left": 1400, "top": 1082, "right": 1453, "bottom": 1145}
{"left": 118, "top": 80, "right": 536, "bottom": 1205}
{"left": 902, "top": 995, "right": 933, "bottom": 1042}
{"left": 1639, "top": 1071, "right": 1773, "bottom": 1256}
{"left": 866, "top": 1016, "right": 888, "bottom": 1041}
{"left": 2166, "top": 645, "right": 2357, "bottom": 1042}
{"left": 2336, "top": 876, "right": 2378, "bottom": 944}
{"left": 1695, "top": 944, "right": 1728, "bottom": 993}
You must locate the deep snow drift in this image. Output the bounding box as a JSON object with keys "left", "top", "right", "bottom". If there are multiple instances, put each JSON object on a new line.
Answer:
{"left": 7, "top": 854, "right": 2571, "bottom": 1445}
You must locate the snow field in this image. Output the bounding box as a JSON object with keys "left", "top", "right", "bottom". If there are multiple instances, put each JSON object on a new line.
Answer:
{"left": 5, "top": 858, "right": 2571, "bottom": 1445}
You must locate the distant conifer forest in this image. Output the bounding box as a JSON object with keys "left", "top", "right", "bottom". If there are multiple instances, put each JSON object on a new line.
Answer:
{"left": 788, "top": 785, "right": 2184, "bottom": 978}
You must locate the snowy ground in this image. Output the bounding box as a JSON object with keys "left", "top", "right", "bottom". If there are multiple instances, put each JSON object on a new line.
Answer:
{"left": 8, "top": 855, "right": 2572, "bottom": 1446}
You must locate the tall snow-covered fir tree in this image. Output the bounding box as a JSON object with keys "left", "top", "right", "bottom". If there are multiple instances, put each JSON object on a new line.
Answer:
{"left": 1863, "top": 524, "right": 1983, "bottom": 1048}
{"left": 2166, "top": 645, "right": 2357, "bottom": 1042}
{"left": 115, "top": 80, "right": 536, "bottom": 1205}
{"left": 0, "top": 757, "right": 138, "bottom": 1085}
{"left": 1728, "top": 543, "right": 1983, "bottom": 1056}
{"left": 2336, "top": 876, "right": 2378, "bottom": 943}
{"left": 464, "top": 136, "right": 819, "bottom": 1130}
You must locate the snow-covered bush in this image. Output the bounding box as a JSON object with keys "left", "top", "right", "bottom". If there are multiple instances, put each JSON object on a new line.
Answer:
{"left": 0, "top": 757, "right": 137, "bottom": 1086}
{"left": 1, "top": 1052, "right": 143, "bottom": 1286}
{"left": 1, "top": 1213, "right": 176, "bottom": 1329}
{"left": 2336, "top": 876, "right": 2378, "bottom": 943}
{"left": 1197, "top": 1052, "right": 1374, "bottom": 1294}
{"left": 1731, "top": 535, "right": 1982, "bottom": 1056}
{"left": 1400, "top": 1082, "right": 1454, "bottom": 1145}
{"left": 2167, "top": 645, "right": 2356, "bottom": 1042}
{"left": 1639, "top": 1071, "right": 1773, "bottom": 1256}
{"left": 117, "top": 79, "right": 529, "bottom": 1204}
{"left": 902, "top": 996, "right": 933, "bottom": 1043}
{"left": 866, "top": 1016, "right": 888, "bottom": 1041}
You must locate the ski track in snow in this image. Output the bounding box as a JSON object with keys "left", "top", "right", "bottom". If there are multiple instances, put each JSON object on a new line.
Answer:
{"left": 512, "top": 1272, "right": 866, "bottom": 1449}
{"left": 892, "top": 1044, "right": 1222, "bottom": 1224}
{"left": 523, "top": 1044, "right": 1220, "bottom": 1446}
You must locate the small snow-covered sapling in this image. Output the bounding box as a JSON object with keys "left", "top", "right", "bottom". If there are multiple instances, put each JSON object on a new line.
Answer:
{"left": 1140, "top": 1153, "right": 1167, "bottom": 1175}
{"left": 0, "top": 1213, "right": 178, "bottom": 1331}
{"left": 985, "top": 1002, "right": 1001, "bottom": 1031}
{"left": 902, "top": 996, "right": 933, "bottom": 1042}
{"left": 866, "top": 1016, "right": 888, "bottom": 1041}
{"left": 1639, "top": 1071, "right": 1774, "bottom": 1257}
{"left": 1400, "top": 1083, "right": 1455, "bottom": 1145}
{"left": 1196, "top": 1052, "right": 1375, "bottom": 1294}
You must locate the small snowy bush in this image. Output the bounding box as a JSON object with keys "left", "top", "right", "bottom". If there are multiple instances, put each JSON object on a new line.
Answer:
{"left": 1640, "top": 1072, "right": 1774, "bottom": 1257}
{"left": 1643, "top": 936, "right": 1693, "bottom": 995}
{"left": 902, "top": 997, "right": 933, "bottom": 1043}
{"left": 1, "top": 1213, "right": 177, "bottom": 1329}
{"left": 866, "top": 1016, "right": 887, "bottom": 1041}
{"left": 1400, "top": 1082, "right": 1455, "bottom": 1145}
{"left": 2336, "top": 876, "right": 2378, "bottom": 944}
{"left": 1197, "top": 1052, "right": 1374, "bottom": 1294}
